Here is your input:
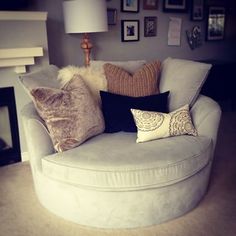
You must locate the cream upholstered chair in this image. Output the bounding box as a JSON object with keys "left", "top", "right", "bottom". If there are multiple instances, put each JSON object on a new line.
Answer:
{"left": 20, "top": 58, "right": 221, "bottom": 229}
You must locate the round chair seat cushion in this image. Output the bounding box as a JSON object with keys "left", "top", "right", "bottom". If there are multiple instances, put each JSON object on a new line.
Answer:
{"left": 42, "top": 132, "right": 212, "bottom": 191}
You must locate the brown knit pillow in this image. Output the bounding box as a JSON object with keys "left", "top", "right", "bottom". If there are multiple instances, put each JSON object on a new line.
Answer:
{"left": 103, "top": 61, "right": 161, "bottom": 97}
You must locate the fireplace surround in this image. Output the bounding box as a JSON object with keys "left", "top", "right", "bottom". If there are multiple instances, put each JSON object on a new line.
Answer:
{"left": 0, "top": 87, "right": 21, "bottom": 166}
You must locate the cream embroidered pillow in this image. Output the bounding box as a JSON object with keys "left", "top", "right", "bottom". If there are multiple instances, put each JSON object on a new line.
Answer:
{"left": 131, "top": 104, "right": 197, "bottom": 143}
{"left": 104, "top": 61, "right": 161, "bottom": 97}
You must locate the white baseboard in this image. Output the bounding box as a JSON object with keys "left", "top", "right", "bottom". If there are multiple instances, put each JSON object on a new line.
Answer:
{"left": 21, "top": 152, "right": 29, "bottom": 162}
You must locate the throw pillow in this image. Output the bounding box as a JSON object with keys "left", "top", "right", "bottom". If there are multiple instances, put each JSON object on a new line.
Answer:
{"left": 104, "top": 60, "right": 161, "bottom": 97}
{"left": 131, "top": 104, "right": 197, "bottom": 143}
{"left": 90, "top": 59, "right": 146, "bottom": 74}
{"left": 31, "top": 74, "right": 105, "bottom": 152}
{"left": 100, "top": 90, "right": 169, "bottom": 133}
{"left": 19, "top": 64, "right": 60, "bottom": 97}
{"left": 159, "top": 57, "right": 212, "bottom": 111}
{"left": 57, "top": 65, "right": 107, "bottom": 106}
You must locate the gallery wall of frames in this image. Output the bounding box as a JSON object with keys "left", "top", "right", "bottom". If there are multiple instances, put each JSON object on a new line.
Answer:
{"left": 16, "top": 0, "right": 234, "bottom": 67}
{"left": 107, "top": 0, "right": 227, "bottom": 50}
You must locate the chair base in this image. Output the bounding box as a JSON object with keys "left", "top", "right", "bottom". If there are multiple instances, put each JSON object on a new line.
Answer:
{"left": 31, "top": 162, "right": 212, "bottom": 229}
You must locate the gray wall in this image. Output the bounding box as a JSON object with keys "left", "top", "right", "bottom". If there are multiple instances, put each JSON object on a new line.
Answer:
{"left": 29, "top": 0, "right": 236, "bottom": 67}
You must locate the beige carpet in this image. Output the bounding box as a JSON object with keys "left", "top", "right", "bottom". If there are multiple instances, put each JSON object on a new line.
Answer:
{"left": 0, "top": 112, "right": 236, "bottom": 236}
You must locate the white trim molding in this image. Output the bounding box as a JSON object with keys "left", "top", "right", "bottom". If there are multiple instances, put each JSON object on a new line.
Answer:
{"left": 21, "top": 152, "right": 29, "bottom": 162}
{"left": 0, "top": 47, "right": 44, "bottom": 73}
{"left": 0, "top": 11, "right": 47, "bottom": 21}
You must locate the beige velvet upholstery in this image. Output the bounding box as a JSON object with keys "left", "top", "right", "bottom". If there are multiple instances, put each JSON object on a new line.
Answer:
{"left": 42, "top": 134, "right": 211, "bottom": 191}
{"left": 160, "top": 58, "right": 212, "bottom": 111}
{"left": 21, "top": 61, "right": 221, "bottom": 229}
{"left": 19, "top": 64, "right": 60, "bottom": 98}
{"left": 19, "top": 64, "right": 60, "bottom": 90}
{"left": 21, "top": 94, "right": 221, "bottom": 228}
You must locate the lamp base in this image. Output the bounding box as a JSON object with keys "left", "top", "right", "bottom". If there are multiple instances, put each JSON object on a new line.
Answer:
{"left": 80, "top": 33, "right": 93, "bottom": 67}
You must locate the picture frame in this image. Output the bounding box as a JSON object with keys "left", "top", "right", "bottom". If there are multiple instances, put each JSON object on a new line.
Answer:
{"left": 206, "top": 6, "right": 226, "bottom": 41}
{"left": 163, "top": 0, "right": 188, "bottom": 13}
{"left": 121, "top": 0, "right": 139, "bottom": 13}
{"left": 144, "top": 16, "right": 157, "bottom": 37}
{"left": 121, "top": 20, "right": 139, "bottom": 42}
{"left": 186, "top": 25, "right": 202, "bottom": 50}
{"left": 107, "top": 8, "right": 117, "bottom": 25}
{"left": 191, "top": 0, "right": 204, "bottom": 21}
{"left": 143, "top": 0, "right": 158, "bottom": 10}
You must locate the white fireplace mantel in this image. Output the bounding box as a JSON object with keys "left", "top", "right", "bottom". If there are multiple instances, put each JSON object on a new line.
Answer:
{"left": 0, "top": 11, "right": 47, "bottom": 73}
{"left": 0, "top": 11, "right": 49, "bottom": 158}
{"left": 0, "top": 47, "right": 44, "bottom": 73}
{"left": 0, "top": 11, "right": 47, "bottom": 21}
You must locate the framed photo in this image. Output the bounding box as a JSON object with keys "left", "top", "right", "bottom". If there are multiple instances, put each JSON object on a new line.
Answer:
{"left": 121, "top": 0, "right": 139, "bottom": 13}
{"left": 191, "top": 0, "right": 204, "bottom": 21}
{"left": 144, "top": 17, "right": 157, "bottom": 37}
{"left": 163, "top": 0, "right": 188, "bottom": 13}
{"left": 121, "top": 20, "right": 139, "bottom": 42}
{"left": 206, "top": 6, "right": 226, "bottom": 41}
{"left": 107, "top": 8, "right": 117, "bottom": 25}
{"left": 143, "top": 0, "right": 158, "bottom": 10}
{"left": 186, "top": 25, "right": 202, "bottom": 50}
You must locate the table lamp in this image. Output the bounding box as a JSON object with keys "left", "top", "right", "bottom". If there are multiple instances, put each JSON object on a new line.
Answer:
{"left": 63, "top": 0, "right": 108, "bottom": 66}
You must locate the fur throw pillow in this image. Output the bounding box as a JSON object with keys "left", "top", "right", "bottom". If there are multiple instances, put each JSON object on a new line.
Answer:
{"left": 57, "top": 65, "right": 107, "bottom": 105}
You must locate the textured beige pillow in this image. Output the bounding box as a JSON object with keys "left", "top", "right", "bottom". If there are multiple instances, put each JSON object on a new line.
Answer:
{"left": 57, "top": 65, "right": 107, "bottom": 105}
{"left": 104, "top": 61, "right": 161, "bottom": 97}
{"left": 31, "top": 74, "right": 105, "bottom": 152}
{"left": 19, "top": 65, "right": 60, "bottom": 99}
{"left": 131, "top": 104, "right": 197, "bottom": 143}
{"left": 160, "top": 57, "right": 212, "bottom": 111}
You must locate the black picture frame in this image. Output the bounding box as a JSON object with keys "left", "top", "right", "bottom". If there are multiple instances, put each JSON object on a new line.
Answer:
{"left": 163, "top": 0, "right": 188, "bottom": 13}
{"left": 121, "top": 20, "right": 140, "bottom": 42}
{"left": 191, "top": 0, "right": 204, "bottom": 21}
{"left": 144, "top": 16, "right": 157, "bottom": 37}
{"left": 107, "top": 8, "right": 117, "bottom": 25}
{"left": 121, "top": 0, "right": 139, "bottom": 13}
{"left": 206, "top": 6, "right": 226, "bottom": 41}
{"left": 143, "top": 0, "right": 158, "bottom": 10}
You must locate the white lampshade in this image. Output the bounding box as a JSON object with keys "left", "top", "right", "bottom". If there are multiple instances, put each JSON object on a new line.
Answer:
{"left": 63, "top": 0, "right": 108, "bottom": 34}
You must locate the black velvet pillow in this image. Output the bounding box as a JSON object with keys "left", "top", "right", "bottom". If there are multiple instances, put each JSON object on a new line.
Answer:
{"left": 100, "top": 90, "right": 170, "bottom": 133}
